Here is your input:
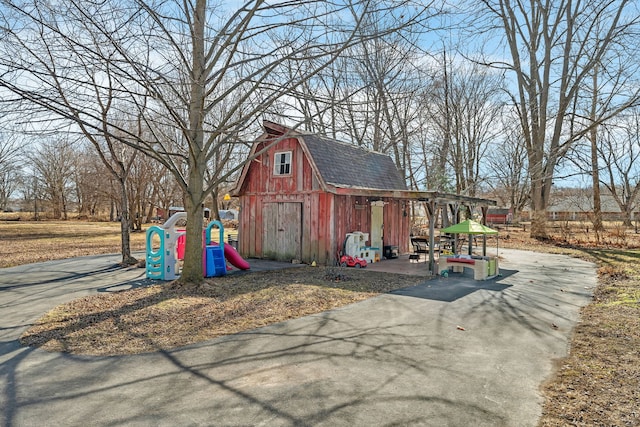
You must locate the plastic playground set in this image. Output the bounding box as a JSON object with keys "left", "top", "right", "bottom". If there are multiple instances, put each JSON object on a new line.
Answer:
{"left": 337, "top": 231, "right": 383, "bottom": 269}
{"left": 145, "top": 212, "right": 250, "bottom": 280}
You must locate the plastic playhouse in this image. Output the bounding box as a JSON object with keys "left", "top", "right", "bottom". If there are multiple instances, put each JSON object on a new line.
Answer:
{"left": 343, "top": 232, "right": 380, "bottom": 264}
{"left": 146, "top": 213, "right": 249, "bottom": 280}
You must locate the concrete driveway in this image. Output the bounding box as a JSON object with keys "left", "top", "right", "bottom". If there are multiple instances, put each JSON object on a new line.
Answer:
{"left": 0, "top": 249, "right": 595, "bottom": 426}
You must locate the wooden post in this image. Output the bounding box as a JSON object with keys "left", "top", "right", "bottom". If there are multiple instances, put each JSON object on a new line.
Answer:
{"left": 481, "top": 207, "right": 488, "bottom": 256}
{"left": 427, "top": 200, "right": 437, "bottom": 275}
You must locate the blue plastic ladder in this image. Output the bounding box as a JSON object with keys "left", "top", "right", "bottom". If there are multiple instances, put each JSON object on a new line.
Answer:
{"left": 145, "top": 225, "right": 165, "bottom": 279}
{"left": 204, "top": 220, "right": 226, "bottom": 277}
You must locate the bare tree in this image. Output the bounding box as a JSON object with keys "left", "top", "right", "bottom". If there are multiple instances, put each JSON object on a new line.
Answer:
{"left": 598, "top": 110, "right": 640, "bottom": 226}
{"left": 350, "top": 22, "right": 429, "bottom": 175}
{"left": 273, "top": 2, "right": 455, "bottom": 198}
{"left": 485, "top": 114, "right": 529, "bottom": 219}
{"left": 29, "top": 138, "right": 76, "bottom": 219}
{"left": 475, "top": 0, "right": 640, "bottom": 238}
{"left": 1, "top": 0, "right": 429, "bottom": 285}
{"left": 587, "top": 67, "right": 605, "bottom": 239}
{"left": 273, "top": 50, "right": 354, "bottom": 138}
{"left": 127, "top": 151, "right": 156, "bottom": 231}
{"left": 405, "top": 111, "right": 436, "bottom": 191}
{"left": 0, "top": 130, "right": 23, "bottom": 211}
{"left": 425, "top": 49, "right": 455, "bottom": 192}
{"left": 153, "top": 168, "right": 183, "bottom": 220}
{"left": 274, "top": 6, "right": 436, "bottom": 176}
{"left": 15, "top": 173, "right": 44, "bottom": 219}
{"left": 73, "top": 145, "right": 112, "bottom": 219}
{"left": 428, "top": 57, "right": 505, "bottom": 197}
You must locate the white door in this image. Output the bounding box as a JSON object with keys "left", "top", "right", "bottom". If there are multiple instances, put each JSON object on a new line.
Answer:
{"left": 371, "top": 202, "right": 384, "bottom": 251}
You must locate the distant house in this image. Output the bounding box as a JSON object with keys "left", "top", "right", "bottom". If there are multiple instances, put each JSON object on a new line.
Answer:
{"left": 520, "top": 190, "right": 639, "bottom": 222}
{"left": 232, "top": 121, "right": 411, "bottom": 265}
{"left": 557, "top": 196, "right": 638, "bottom": 222}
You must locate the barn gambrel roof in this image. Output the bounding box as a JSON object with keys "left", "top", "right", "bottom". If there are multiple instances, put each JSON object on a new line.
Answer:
{"left": 233, "top": 121, "right": 407, "bottom": 195}
{"left": 301, "top": 134, "right": 407, "bottom": 191}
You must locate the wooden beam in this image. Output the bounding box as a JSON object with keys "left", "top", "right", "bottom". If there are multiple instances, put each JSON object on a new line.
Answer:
{"left": 329, "top": 188, "right": 497, "bottom": 207}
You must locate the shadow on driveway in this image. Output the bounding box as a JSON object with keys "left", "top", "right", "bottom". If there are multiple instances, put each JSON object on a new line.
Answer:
{"left": 389, "top": 268, "right": 517, "bottom": 302}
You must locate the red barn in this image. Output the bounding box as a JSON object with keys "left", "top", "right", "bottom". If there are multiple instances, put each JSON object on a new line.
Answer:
{"left": 232, "top": 121, "right": 411, "bottom": 265}
{"left": 486, "top": 208, "right": 513, "bottom": 225}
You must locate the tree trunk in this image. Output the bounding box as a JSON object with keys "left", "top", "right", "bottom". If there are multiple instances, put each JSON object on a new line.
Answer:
{"left": 118, "top": 178, "right": 137, "bottom": 265}
{"left": 177, "top": 0, "right": 206, "bottom": 286}
{"left": 146, "top": 203, "right": 154, "bottom": 223}
{"left": 530, "top": 208, "right": 549, "bottom": 239}
{"left": 211, "top": 187, "right": 221, "bottom": 221}
{"left": 589, "top": 70, "right": 604, "bottom": 241}
{"left": 53, "top": 194, "right": 61, "bottom": 219}
{"left": 529, "top": 168, "right": 550, "bottom": 239}
{"left": 180, "top": 167, "right": 205, "bottom": 284}
{"left": 590, "top": 129, "right": 604, "bottom": 240}
{"left": 62, "top": 193, "right": 68, "bottom": 220}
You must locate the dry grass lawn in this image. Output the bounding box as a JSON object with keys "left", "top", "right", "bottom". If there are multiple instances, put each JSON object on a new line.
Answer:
{"left": 496, "top": 226, "right": 640, "bottom": 427}
{"left": 0, "top": 220, "right": 146, "bottom": 268}
{"left": 538, "top": 250, "right": 640, "bottom": 427}
{"left": 3, "top": 218, "right": 639, "bottom": 426}
{"left": 19, "top": 267, "right": 423, "bottom": 356}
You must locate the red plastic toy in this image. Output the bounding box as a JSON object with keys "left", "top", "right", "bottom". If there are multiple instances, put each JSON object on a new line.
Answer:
{"left": 339, "top": 255, "right": 367, "bottom": 268}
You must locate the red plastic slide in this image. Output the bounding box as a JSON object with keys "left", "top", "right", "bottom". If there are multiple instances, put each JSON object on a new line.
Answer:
{"left": 224, "top": 244, "right": 250, "bottom": 270}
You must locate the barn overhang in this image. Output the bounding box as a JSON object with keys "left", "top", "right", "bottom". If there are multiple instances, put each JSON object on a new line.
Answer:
{"left": 330, "top": 185, "right": 497, "bottom": 274}
{"left": 329, "top": 186, "right": 497, "bottom": 208}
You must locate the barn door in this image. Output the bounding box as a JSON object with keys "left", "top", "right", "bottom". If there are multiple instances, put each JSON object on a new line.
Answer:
{"left": 371, "top": 201, "right": 384, "bottom": 251}
{"left": 262, "top": 202, "right": 302, "bottom": 261}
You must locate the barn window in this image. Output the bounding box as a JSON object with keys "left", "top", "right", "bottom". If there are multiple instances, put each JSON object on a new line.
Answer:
{"left": 273, "top": 151, "right": 292, "bottom": 176}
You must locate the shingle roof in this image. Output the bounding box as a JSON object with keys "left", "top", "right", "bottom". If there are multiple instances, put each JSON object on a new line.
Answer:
{"left": 301, "top": 134, "right": 407, "bottom": 191}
